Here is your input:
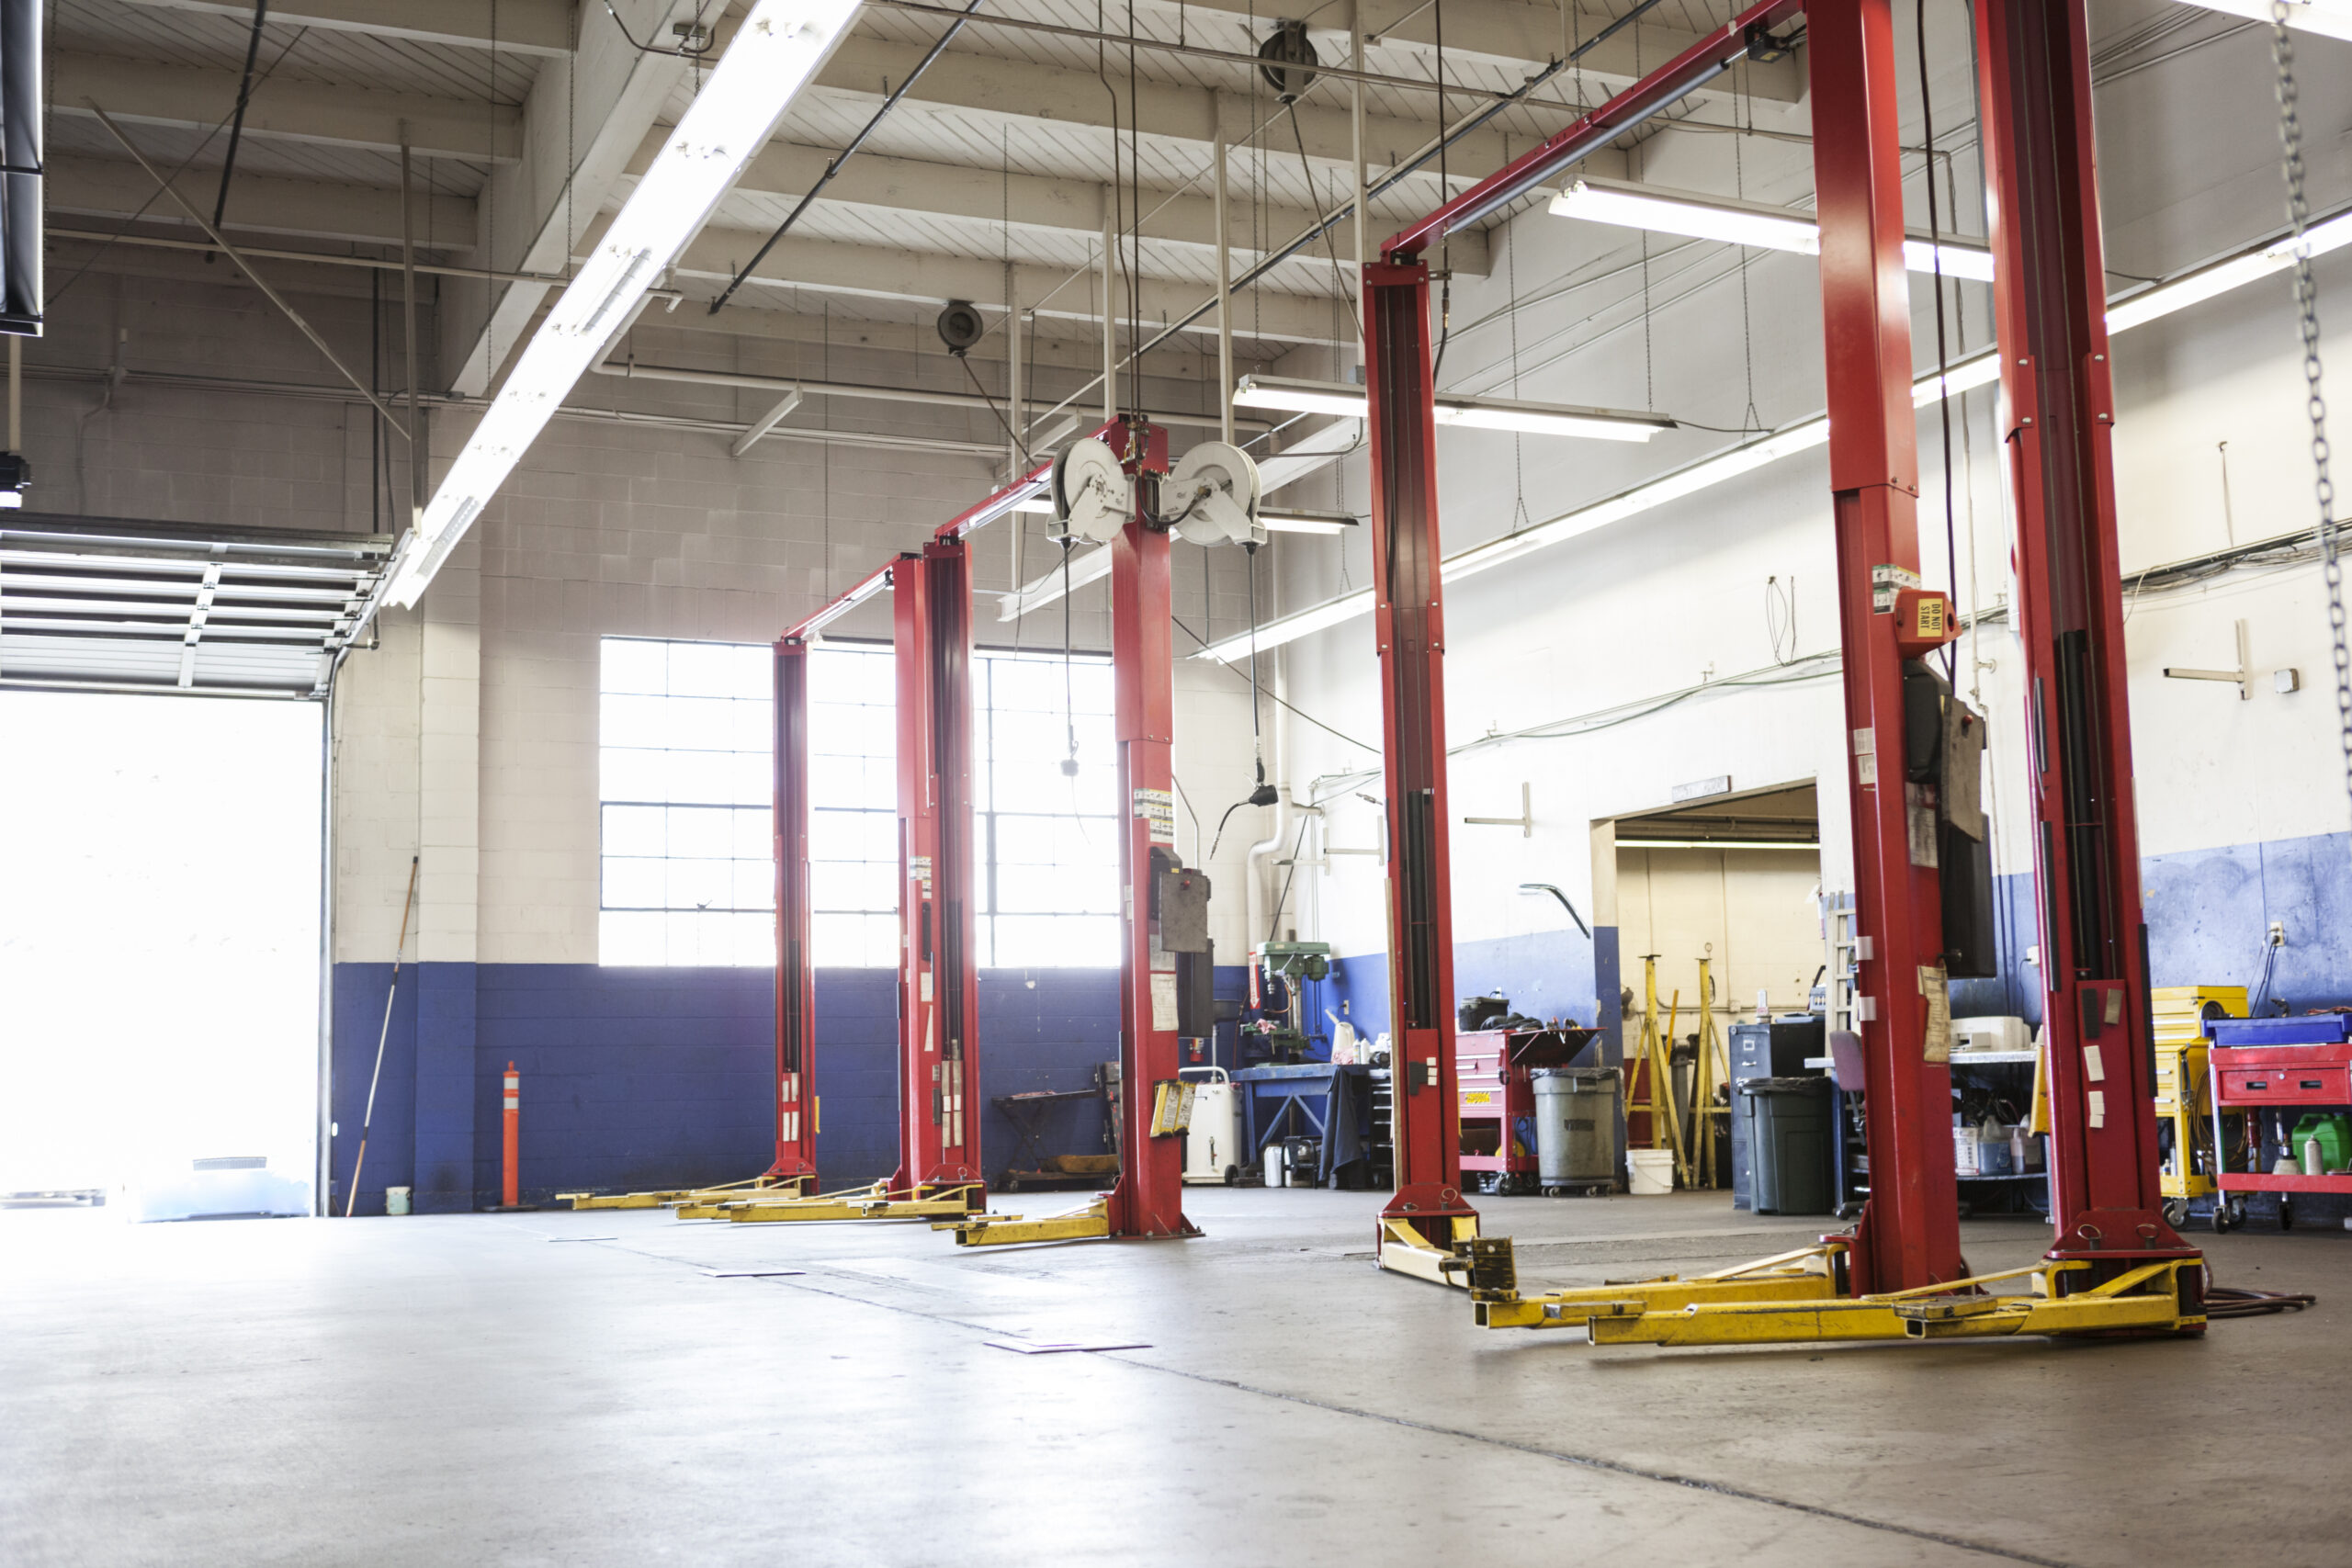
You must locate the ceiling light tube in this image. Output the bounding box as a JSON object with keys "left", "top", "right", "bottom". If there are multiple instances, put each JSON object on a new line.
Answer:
{"left": 1235, "top": 375, "right": 1672, "bottom": 443}
{"left": 1259, "top": 509, "right": 1360, "bottom": 535}
{"left": 1233, "top": 376, "right": 1373, "bottom": 420}
{"left": 1551, "top": 175, "right": 1996, "bottom": 283}
{"left": 1434, "top": 392, "right": 1672, "bottom": 442}
{"left": 1616, "top": 839, "right": 1822, "bottom": 851}
{"left": 383, "top": 0, "right": 859, "bottom": 609}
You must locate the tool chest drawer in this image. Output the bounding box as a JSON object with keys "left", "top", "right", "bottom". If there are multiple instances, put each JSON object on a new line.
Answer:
{"left": 2212, "top": 1044, "right": 2352, "bottom": 1106}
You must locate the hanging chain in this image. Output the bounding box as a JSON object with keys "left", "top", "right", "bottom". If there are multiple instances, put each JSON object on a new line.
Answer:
{"left": 2271, "top": 8, "right": 2352, "bottom": 818}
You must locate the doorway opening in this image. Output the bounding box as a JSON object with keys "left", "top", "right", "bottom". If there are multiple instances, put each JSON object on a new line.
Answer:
{"left": 0, "top": 692, "right": 324, "bottom": 1216}
{"left": 1610, "top": 782, "right": 1823, "bottom": 1198}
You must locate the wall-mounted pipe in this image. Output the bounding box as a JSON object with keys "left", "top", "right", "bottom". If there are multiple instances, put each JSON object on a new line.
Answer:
{"left": 1245, "top": 646, "right": 1294, "bottom": 949}
{"left": 590, "top": 358, "right": 1263, "bottom": 434}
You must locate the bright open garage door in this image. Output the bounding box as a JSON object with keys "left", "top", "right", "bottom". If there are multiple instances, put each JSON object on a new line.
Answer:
{"left": 0, "top": 691, "right": 325, "bottom": 1214}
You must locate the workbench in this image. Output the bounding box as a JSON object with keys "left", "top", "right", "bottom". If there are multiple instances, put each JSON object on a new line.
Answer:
{"left": 1230, "top": 1063, "right": 1376, "bottom": 1188}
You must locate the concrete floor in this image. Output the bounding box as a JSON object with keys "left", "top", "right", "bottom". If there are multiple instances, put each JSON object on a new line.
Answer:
{"left": 3, "top": 1189, "right": 2345, "bottom": 1566}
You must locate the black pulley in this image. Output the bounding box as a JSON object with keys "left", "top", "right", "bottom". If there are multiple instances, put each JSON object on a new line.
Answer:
{"left": 1257, "top": 21, "right": 1319, "bottom": 104}
{"left": 936, "top": 299, "right": 985, "bottom": 356}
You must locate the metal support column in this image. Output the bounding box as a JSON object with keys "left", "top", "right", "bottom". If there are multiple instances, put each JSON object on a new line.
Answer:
{"left": 892, "top": 541, "right": 987, "bottom": 1199}
{"left": 1808, "top": 0, "right": 1964, "bottom": 1292}
{"left": 1362, "top": 262, "right": 1478, "bottom": 1253}
{"left": 768, "top": 637, "right": 820, "bottom": 1187}
{"left": 1103, "top": 419, "right": 1195, "bottom": 1238}
{"left": 1976, "top": 0, "right": 2194, "bottom": 1272}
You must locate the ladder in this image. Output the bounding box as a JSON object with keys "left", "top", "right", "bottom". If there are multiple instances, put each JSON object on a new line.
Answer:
{"left": 1688, "top": 954, "right": 1728, "bottom": 1190}
{"left": 1623, "top": 954, "right": 1685, "bottom": 1172}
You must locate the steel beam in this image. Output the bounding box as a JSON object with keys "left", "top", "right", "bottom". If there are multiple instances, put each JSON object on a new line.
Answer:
{"left": 770, "top": 637, "right": 820, "bottom": 1188}
{"left": 118, "top": 0, "right": 575, "bottom": 56}
{"left": 1975, "top": 0, "right": 2192, "bottom": 1270}
{"left": 1102, "top": 420, "right": 1195, "bottom": 1239}
{"left": 891, "top": 542, "right": 987, "bottom": 1198}
{"left": 51, "top": 51, "right": 522, "bottom": 164}
{"left": 1361, "top": 263, "right": 1478, "bottom": 1252}
{"left": 49, "top": 154, "right": 475, "bottom": 249}
{"left": 1807, "top": 0, "right": 1965, "bottom": 1293}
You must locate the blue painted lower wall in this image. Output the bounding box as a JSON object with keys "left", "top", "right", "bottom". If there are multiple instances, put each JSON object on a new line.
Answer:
{"left": 330, "top": 830, "right": 2352, "bottom": 1213}
{"left": 1325, "top": 829, "right": 2352, "bottom": 1069}
{"left": 329, "top": 964, "right": 1236, "bottom": 1213}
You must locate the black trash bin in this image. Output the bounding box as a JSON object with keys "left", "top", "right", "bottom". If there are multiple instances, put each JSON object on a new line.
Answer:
{"left": 1741, "top": 1077, "right": 1835, "bottom": 1215}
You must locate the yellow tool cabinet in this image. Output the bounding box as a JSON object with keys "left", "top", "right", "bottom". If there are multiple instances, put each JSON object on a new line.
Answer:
{"left": 2151, "top": 985, "right": 2245, "bottom": 1222}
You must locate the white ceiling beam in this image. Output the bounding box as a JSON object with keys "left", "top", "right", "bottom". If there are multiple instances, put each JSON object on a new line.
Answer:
{"left": 117, "top": 0, "right": 575, "bottom": 56}
{"left": 447, "top": 1, "right": 703, "bottom": 398}
{"left": 631, "top": 135, "right": 1494, "bottom": 277}
{"left": 1161, "top": 0, "right": 1803, "bottom": 102}
{"left": 669, "top": 226, "right": 1359, "bottom": 345}
{"left": 52, "top": 51, "right": 523, "bottom": 164}
{"left": 808, "top": 35, "right": 1534, "bottom": 187}
{"left": 50, "top": 154, "right": 475, "bottom": 249}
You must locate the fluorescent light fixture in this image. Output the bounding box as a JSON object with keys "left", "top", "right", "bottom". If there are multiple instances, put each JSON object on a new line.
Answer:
{"left": 1194, "top": 204, "right": 2352, "bottom": 666}
{"left": 1617, "top": 839, "right": 1822, "bottom": 852}
{"left": 1235, "top": 376, "right": 1373, "bottom": 421}
{"left": 1234, "top": 375, "right": 1672, "bottom": 443}
{"left": 799, "top": 565, "right": 893, "bottom": 638}
{"left": 1550, "top": 176, "right": 1996, "bottom": 283}
{"left": 2106, "top": 211, "right": 2352, "bottom": 334}
{"left": 382, "top": 0, "right": 859, "bottom": 609}
{"left": 1012, "top": 496, "right": 1057, "bottom": 513}
{"left": 1260, "top": 509, "right": 1359, "bottom": 535}
{"left": 2188, "top": 0, "right": 2352, "bottom": 41}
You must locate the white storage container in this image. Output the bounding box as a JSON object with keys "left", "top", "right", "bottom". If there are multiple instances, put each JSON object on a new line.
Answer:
{"left": 1628, "top": 1148, "right": 1676, "bottom": 1195}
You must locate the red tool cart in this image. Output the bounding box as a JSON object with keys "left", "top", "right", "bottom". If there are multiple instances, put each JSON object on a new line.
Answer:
{"left": 1456, "top": 1026, "right": 1602, "bottom": 1195}
{"left": 2208, "top": 1014, "right": 2352, "bottom": 1233}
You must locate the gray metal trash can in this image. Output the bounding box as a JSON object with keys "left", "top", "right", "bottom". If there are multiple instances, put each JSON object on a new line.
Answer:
{"left": 1533, "top": 1067, "right": 1621, "bottom": 1190}
{"left": 1742, "top": 1076, "right": 1834, "bottom": 1215}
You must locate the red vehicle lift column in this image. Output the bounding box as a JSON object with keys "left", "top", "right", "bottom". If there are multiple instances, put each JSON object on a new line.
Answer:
{"left": 1976, "top": 0, "right": 2195, "bottom": 1274}
{"left": 1361, "top": 263, "right": 1479, "bottom": 1252}
{"left": 1102, "top": 419, "right": 1195, "bottom": 1238}
{"left": 767, "top": 637, "right": 820, "bottom": 1188}
{"left": 891, "top": 541, "right": 986, "bottom": 1200}
{"left": 1807, "top": 0, "right": 1966, "bottom": 1293}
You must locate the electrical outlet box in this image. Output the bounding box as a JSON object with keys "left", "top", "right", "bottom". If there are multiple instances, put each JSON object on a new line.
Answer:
{"left": 2268, "top": 920, "right": 2287, "bottom": 948}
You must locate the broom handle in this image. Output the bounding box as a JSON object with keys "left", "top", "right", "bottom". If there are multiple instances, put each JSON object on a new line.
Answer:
{"left": 345, "top": 856, "right": 420, "bottom": 1217}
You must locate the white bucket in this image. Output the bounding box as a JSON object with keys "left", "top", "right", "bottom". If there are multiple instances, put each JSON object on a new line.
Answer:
{"left": 385, "top": 1186, "right": 412, "bottom": 1215}
{"left": 1627, "top": 1150, "right": 1675, "bottom": 1196}
{"left": 1265, "top": 1156, "right": 1285, "bottom": 1189}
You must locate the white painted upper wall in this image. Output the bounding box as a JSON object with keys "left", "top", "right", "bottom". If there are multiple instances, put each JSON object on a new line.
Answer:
{"left": 1264, "top": 17, "right": 2352, "bottom": 972}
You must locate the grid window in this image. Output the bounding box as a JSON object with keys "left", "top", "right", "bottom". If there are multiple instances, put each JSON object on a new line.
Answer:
{"left": 598, "top": 637, "right": 776, "bottom": 966}
{"left": 598, "top": 636, "right": 1119, "bottom": 968}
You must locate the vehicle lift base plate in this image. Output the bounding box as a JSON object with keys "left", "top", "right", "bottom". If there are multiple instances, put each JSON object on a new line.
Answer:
{"left": 1467, "top": 1237, "right": 2207, "bottom": 1346}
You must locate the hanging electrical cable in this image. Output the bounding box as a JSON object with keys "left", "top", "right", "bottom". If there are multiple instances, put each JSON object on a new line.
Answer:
{"left": 705, "top": 0, "right": 985, "bottom": 315}
{"left": 1917, "top": 0, "right": 1962, "bottom": 685}
{"left": 1059, "top": 536, "right": 1080, "bottom": 776}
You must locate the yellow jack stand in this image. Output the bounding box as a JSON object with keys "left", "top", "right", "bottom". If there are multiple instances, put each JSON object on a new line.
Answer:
{"left": 679, "top": 1181, "right": 982, "bottom": 1223}
{"left": 1375, "top": 1213, "right": 1483, "bottom": 1287}
{"left": 940, "top": 1196, "right": 1112, "bottom": 1247}
{"left": 1468, "top": 1238, "right": 2207, "bottom": 1345}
